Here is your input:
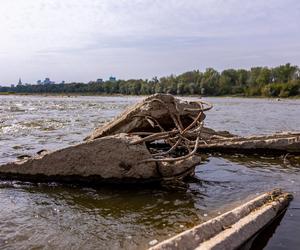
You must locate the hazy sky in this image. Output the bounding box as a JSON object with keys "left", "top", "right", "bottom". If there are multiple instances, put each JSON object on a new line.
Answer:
{"left": 0, "top": 0, "right": 299, "bottom": 85}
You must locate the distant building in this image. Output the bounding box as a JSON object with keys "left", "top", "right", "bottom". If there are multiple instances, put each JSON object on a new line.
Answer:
{"left": 18, "top": 78, "right": 22, "bottom": 85}
{"left": 11, "top": 84, "right": 15, "bottom": 88}
{"left": 38, "top": 77, "right": 55, "bottom": 85}
{"left": 44, "top": 78, "right": 51, "bottom": 84}
{"left": 96, "top": 78, "right": 103, "bottom": 83}
{"left": 61, "top": 80, "right": 65, "bottom": 84}
{"left": 109, "top": 76, "right": 116, "bottom": 82}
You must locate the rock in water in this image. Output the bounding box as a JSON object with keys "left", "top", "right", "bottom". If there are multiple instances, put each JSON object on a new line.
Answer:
{"left": 0, "top": 133, "right": 200, "bottom": 183}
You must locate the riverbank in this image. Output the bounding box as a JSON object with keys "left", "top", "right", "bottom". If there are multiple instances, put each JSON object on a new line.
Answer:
{"left": 1, "top": 91, "right": 300, "bottom": 99}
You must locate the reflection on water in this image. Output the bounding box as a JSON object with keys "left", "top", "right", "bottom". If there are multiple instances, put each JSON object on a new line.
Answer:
{"left": 0, "top": 95, "right": 300, "bottom": 249}
{"left": 0, "top": 183, "right": 205, "bottom": 249}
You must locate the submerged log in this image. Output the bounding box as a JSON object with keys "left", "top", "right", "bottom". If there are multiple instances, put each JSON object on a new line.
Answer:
{"left": 149, "top": 189, "right": 293, "bottom": 250}
{"left": 0, "top": 134, "right": 200, "bottom": 183}
{"left": 197, "top": 132, "right": 300, "bottom": 153}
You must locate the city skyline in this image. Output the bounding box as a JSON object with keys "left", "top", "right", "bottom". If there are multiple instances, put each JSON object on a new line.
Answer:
{"left": 9, "top": 76, "right": 117, "bottom": 86}
{"left": 0, "top": 0, "right": 300, "bottom": 85}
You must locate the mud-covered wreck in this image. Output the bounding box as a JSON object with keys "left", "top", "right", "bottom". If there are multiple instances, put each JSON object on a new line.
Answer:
{"left": 0, "top": 94, "right": 299, "bottom": 184}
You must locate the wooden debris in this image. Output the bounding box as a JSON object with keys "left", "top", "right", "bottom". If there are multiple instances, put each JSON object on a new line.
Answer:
{"left": 149, "top": 189, "right": 293, "bottom": 250}
{"left": 197, "top": 132, "right": 300, "bottom": 153}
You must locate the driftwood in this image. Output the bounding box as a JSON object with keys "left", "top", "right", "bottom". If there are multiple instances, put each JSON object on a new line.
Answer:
{"left": 149, "top": 189, "right": 293, "bottom": 250}
{"left": 197, "top": 132, "right": 300, "bottom": 153}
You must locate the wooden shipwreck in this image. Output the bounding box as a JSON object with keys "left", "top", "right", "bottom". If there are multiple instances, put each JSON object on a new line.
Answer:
{"left": 0, "top": 93, "right": 299, "bottom": 184}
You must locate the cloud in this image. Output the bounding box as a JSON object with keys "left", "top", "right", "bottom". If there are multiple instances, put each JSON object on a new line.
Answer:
{"left": 0, "top": 0, "right": 299, "bottom": 84}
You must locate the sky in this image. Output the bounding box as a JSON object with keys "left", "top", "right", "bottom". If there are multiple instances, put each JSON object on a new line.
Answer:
{"left": 0, "top": 0, "right": 299, "bottom": 85}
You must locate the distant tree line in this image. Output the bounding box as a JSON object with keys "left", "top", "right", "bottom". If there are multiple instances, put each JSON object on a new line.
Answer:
{"left": 1, "top": 63, "right": 300, "bottom": 97}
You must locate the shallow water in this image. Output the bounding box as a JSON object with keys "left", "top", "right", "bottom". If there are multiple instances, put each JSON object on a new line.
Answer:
{"left": 0, "top": 95, "right": 299, "bottom": 249}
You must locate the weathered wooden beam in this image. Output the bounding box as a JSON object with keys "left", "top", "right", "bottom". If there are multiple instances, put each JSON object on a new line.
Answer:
{"left": 149, "top": 189, "right": 293, "bottom": 250}
{"left": 197, "top": 132, "right": 300, "bottom": 153}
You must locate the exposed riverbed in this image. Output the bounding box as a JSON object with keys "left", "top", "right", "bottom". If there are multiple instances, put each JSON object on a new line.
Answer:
{"left": 0, "top": 95, "right": 299, "bottom": 249}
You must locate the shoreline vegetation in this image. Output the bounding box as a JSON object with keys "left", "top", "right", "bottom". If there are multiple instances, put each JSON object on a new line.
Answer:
{"left": 1, "top": 92, "right": 300, "bottom": 99}
{"left": 1, "top": 91, "right": 300, "bottom": 98}
{"left": 1, "top": 63, "right": 299, "bottom": 98}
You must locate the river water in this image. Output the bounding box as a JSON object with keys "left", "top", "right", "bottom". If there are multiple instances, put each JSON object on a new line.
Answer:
{"left": 0, "top": 95, "right": 299, "bottom": 250}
